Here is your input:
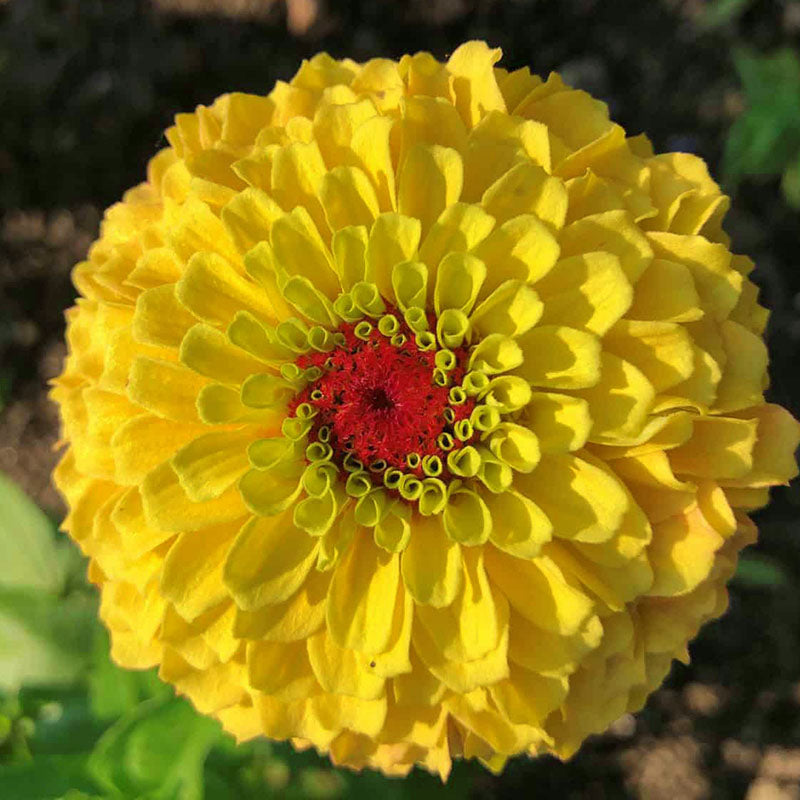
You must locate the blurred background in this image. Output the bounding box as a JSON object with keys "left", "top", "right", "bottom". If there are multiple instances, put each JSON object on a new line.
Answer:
{"left": 1, "top": 0, "right": 800, "bottom": 797}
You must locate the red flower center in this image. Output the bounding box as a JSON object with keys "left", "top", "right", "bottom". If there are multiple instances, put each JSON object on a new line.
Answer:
{"left": 291, "top": 314, "right": 476, "bottom": 480}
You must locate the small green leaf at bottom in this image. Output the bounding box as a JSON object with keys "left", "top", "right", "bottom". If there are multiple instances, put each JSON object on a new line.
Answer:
{"left": 87, "top": 695, "right": 224, "bottom": 799}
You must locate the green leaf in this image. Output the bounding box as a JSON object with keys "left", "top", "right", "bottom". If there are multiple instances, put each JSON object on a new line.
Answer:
{"left": 88, "top": 696, "right": 224, "bottom": 799}
{"left": 21, "top": 686, "right": 107, "bottom": 756}
{"left": 0, "top": 589, "right": 95, "bottom": 691}
{"left": 734, "top": 48, "right": 800, "bottom": 106}
{"left": 0, "top": 754, "right": 97, "bottom": 798}
{"left": 723, "top": 49, "right": 800, "bottom": 184}
{"left": 733, "top": 553, "right": 790, "bottom": 589}
{"left": 782, "top": 155, "right": 800, "bottom": 209}
{"left": 0, "top": 472, "right": 67, "bottom": 594}
{"left": 698, "top": 0, "right": 752, "bottom": 29}
{"left": 87, "top": 627, "right": 168, "bottom": 720}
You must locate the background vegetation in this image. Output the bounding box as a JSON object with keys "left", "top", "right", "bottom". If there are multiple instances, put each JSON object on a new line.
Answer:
{"left": 1, "top": 1, "right": 799, "bottom": 797}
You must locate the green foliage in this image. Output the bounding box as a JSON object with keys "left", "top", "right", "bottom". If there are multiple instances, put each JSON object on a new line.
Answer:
{"left": 698, "top": 0, "right": 752, "bottom": 29}
{"left": 88, "top": 696, "right": 222, "bottom": 799}
{"left": 0, "top": 472, "right": 95, "bottom": 692}
{"left": 0, "top": 588, "right": 95, "bottom": 692}
{"left": 723, "top": 48, "right": 800, "bottom": 208}
{"left": 733, "top": 552, "right": 791, "bottom": 589}
{"left": 0, "top": 471, "right": 70, "bottom": 594}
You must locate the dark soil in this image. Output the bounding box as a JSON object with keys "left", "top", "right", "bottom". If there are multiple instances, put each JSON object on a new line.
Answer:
{"left": 2, "top": 1, "right": 800, "bottom": 797}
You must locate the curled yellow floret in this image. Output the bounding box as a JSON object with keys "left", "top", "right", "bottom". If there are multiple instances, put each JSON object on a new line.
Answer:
{"left": 52, "top": 41, "right": 799, "bottom": 778}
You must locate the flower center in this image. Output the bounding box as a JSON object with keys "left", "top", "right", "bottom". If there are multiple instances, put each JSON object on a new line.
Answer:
{"left": 290, "top": 311, "right": 478, "bottom": 492}
{"left": 366, "top": 386, "right": 394, "bottom": 412}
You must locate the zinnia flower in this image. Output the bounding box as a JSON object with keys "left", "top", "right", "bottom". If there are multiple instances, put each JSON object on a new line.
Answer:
{"left": 52, "top": 41, "right": 799, "bottom": 778}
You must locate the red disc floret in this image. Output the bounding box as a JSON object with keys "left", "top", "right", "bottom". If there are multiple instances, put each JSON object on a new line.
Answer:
{"left": 291, "top": 314, "right": 476, "bottom": 478}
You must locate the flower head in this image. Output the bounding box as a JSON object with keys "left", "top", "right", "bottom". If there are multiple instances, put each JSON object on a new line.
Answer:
{"left": 52, "top": 41, "right": 799, "bottom": 778}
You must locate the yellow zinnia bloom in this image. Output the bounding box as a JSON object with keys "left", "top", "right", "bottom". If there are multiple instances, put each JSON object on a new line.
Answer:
{"left": 52, "top": 41, "right": 799, "bottom": 778}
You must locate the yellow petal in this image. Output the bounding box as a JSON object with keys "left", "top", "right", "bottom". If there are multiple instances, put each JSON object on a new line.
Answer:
{"left": 371, "top": 492, "right": 412, "bottom": 547}
{"left": 176, "top": 251, "right": 274, "bottom": 326}
{"left": 442, "top": 487, "right": 492, "bottom": 546}
{"left": 516, "top": 325, "right": 601, "bottom": 390}
{"left": 331, "top": 225, "right": 369, "bottom": 291}
{"left": 463, "top": 112, "right": 550, "bottom": 200}
{"left": 712, "top": 320, "right": 767, "bottom": 413}
{"left": 516, "top": 453, "right": 629, "bottom": 543}
{"left": 320, "top": 166, "right": 380, "bottom": 232}
{"left": 418, "top": 202, "right": 495, "bottom": 274}
{"left": 166, "top": 195, "right": 240, "bottom": 266}
{"left": 470, "top": 280, "right": 543, "bottom": 339}
{"left": 416, "top": 547, "right": 500, "bottom": 662}
{"left": 270, "top": 140, "right": 329, "bottom": 239}
{"left": 141, "top": 461, "right": 245, "bottom": 532}
{"left": 559, "top": 210, "right": 652, "bottom": 283}
{"left": 112, "top": 414, "right": 206, "bottom": 486}
{"left": 326, "top": 531, "right": 400, "bottom": 655}
{"left": 393, "top": 650, "right": 447, "bottom": 706}
{"left": 126, "top": 247, "right": 182, "bottom": 291}
{"left": 307, "top": 631, "right": 386, "bottom": 700}
{"left": 128, "top": 357, "right": 208, "bottom": 422}
{"left": 484, "top": 547, "right": 594, "bottom": 636}
{"left": 220, "top": 186, "right": 283, "bottom": 255}
{"left": 223, "top": 511, "right": 319, "bottom": 610}
{"left": 647, "top": 231, "right": 742, "bottom": 321}
{"left": 403, "top": 52, "right": 455, "bottom": 102}
{"left": 472, "top": 215, "right": 559, "bottom": 298}
{"left": 412, "top": 593, "right": 510, "bottom": 694}
{"left": 239, "top": 459, "right": 303, "bottom": 517}
{"left": 270, "top": 207, "right": 340, "bottom": 298}
{"left": 351, "top": 115, "right": 397, "bottom": 212}
{"left": 391, "top": 261, "right": 428, "bottom": 312}
{"left": 486, "top": 423, "right": 540, "bottom": 472}
{"left": 446, "top": 41, "right": 506, "bottom": 127}
{"left": 100, "top": 324, "right": 177, "bottom": 394}
{"left": 723, "top": 404, "right": 800, "bottom": 488}
{"left": 669, "top": 416, "right": 758, "bottom": 480}
{"left": 308, "top": 692, "right": 388, "bottom": 740}
{"left": 507, "top": 610, "right": 601, "bottom": 676}
{"left": 400, "top": 94, "right": 468, "bottom": 157}
{"left": 160, "top": 521, "right": 239, "bottom": 620}
{"left": 434, "top": 252, "right": 486, "bottom": 315}
{"left": 469, "top": 334, "right": 523, "bottom": 375}
{"left": 604, "top": 320, "right": 695, "bottom": 392}
{"left": 111, "top": 487, "right": 174, "bottom": 560}
{"left": 647, "top": 508, "right": 724, "bottom": 597}
{"left": 398, "top": 144, "right": 463, "bottom": 238}
{"left": 523, "top": 392, "right": 592, "bottom": 453}
{"left": 171, "top": 429, "right": 252, "bottom": 503}
{"left": 369, "top": 584, "right": 414, "bottom": 678}
{"left": 696, "top": 481, "right": 736, "bottom": 538}
{"left": 547, "top": 538, "right": 653, "bottom": 609}
{"left": 366, "top": 213, "right": 421, "bottom": 303}
{"left": 482, "top": 162, "right": 567, "bottom": 230}
{"left": 133, "top": 285, "right": 198, "bottom": 348}
{"left": 180, "top": 323, "right": 264, "bottom": 385}
{"left": 490, "top": 665, "right": 568, "bottom": 726}
{"left": 486, "top": 488, "right": 552, "bottom": 559}
{"left": 572, "top": 352, "right": 655, "bottom": 443}
{"left": 197, "top": 383, "right": 283, "bottom": 426}
{"left": 313, "top": 97, "right": 378, "bottom": 166}
{"left": 626, "top": 258, "right": 704, "bottom": 323}
{"left": 401, "top": 514, "right": 463, "bottom": 607}
{"left": 234, "top": 567, "right": 329, "bottom": 642}
{"left": 247, "top": 640, "right": 319, "bottom": 702}
{"left": 280, "top": 275, "right": 338, "bottom": 327}
{"left": 535, "top": 252, "right": 632, "bottom": 335}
